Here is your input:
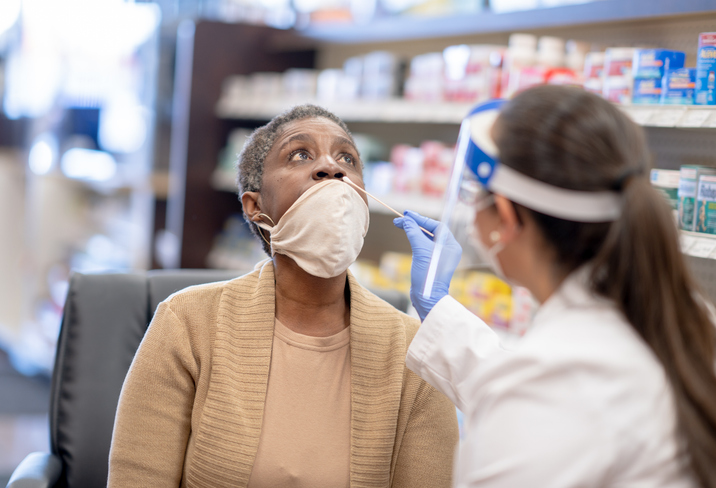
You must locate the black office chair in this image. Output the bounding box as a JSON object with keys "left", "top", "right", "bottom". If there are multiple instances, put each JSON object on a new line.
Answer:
{"left": 7, "top": 269, "right": 411, "bottom": 488}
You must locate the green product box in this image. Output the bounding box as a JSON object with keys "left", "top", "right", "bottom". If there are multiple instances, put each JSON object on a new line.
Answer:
{"left": 695, "top": 175, "right": 716, "bottom": 234}
{"left": 678, "top": 165, "right": 716, "bottom": 231}
{"left": 651, "top": 168, "right": 680, "bottom": 224}
{"left": 650, "top": 169, "right": 680, "bottom": 209}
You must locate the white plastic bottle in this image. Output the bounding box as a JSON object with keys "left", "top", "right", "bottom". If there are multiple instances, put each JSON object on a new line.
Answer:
{"left": 503, "top": 33, "right": 537, "bottom": 98}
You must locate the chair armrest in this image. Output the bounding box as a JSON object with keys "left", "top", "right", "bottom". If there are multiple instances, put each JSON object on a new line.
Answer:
{"left": 6, "top": 452, "right": 62, "bottom": 488}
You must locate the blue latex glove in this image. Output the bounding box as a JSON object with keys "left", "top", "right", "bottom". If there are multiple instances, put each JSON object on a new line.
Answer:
{"left": 394, "top": 210, "right": 462, "bottom": 321}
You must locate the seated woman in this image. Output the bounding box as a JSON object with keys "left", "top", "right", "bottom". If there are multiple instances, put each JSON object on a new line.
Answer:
{"left": 108, "top": 104, "right": 458, "bottom": 487}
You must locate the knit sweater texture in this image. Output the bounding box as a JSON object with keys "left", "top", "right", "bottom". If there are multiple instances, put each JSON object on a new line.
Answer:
{"left": 108, "top": 260, "right": 458, "bottom": 487}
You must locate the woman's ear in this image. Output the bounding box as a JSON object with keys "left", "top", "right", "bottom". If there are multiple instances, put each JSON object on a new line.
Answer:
{"left": 493, "top": 194, "right": 522, "bottom": 244}
{"left": 241, "top": 191, "right": 263, "bottom": 221}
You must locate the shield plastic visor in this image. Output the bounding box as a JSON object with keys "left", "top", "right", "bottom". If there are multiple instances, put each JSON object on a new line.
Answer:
{"left": 422, "top": 119, "right": 482, "bottom": 301}
{"left": 421, "top": 100, "right": 624, "bottom": 301}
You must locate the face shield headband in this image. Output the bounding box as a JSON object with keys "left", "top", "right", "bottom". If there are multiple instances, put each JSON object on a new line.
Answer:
{"left": 464, "top": 99, "right": 623, "bottom": 222}
{"left": 421, "top": 99, "right": 623, "bottom": 300}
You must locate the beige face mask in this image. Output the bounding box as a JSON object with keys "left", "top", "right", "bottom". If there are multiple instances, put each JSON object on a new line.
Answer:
{"left": 256, "top": 179, "right": 370, "bottom": 279}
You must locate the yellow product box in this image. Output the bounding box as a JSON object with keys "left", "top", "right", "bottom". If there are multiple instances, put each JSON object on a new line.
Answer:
{"left": 487, "top": 293, "right": 512, "bottom": 329}
{"left": 378, "top": 252, "right": 413, "bottom": 294}
{"left": 350, "top": 261, "right": 387, "bottom": 290}
{"left": 460, "top": 270, "right": 512, "bottom": 326}
{"left": 448, "top": 272, "right": 467, "bottom": 304}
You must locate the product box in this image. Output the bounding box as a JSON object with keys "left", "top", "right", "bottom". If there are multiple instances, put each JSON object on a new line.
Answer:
{"left": 602, "top": 48, "right": 636, "bottom": 103}
{"left": 631, "top": 49, "right": 685, "bottom": 104}
{"left": 695, "top": 175, "right": 716, "bottom": 234}
{"left": 696, "top": 32, "right": 716, "bottom": 105}
{"left": 679, "top": 165, "right": 716, "bottom": 230}
{"left": 420, "top": 140, "right": 454, "bottom": 197}
{"left": 632, "top": 49, "right": 686, "bottom": 79}
{"left": 651, "top": 168, "right": 680, "bottom": 223}
{"left": 651, "top": 169, "right": 680, "bottom": 209}
{"left": 633, "top": 78, "right": 663, "bottom": 104}
{"left": 661, "top": 68, "right": 697, "bottom": 105}
{"left": 378, "top": 252, "right": 413, "bottom": 294}
{"left": 457, "top": 271, "right": 512, "bottom": 326}
{"left": 602, "top": 76, "right": 632, "bottom": 104}
{"left": 604, "top": 47, "right": 636, "bottom": 77}
{"left": 584, "top": 52, "right": 605, "bottom": 79}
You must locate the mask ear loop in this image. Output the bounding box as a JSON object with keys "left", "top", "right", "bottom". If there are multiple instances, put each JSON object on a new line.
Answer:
{"left": 256, "top": 213, "right": 275, "bottom": 246}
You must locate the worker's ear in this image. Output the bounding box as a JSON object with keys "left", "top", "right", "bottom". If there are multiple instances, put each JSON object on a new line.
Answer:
{"left": 493, "top": 194, "right": 522, "bottom": 244}
{"left": 241, "top": 192, "right": 264, "bottom": 223}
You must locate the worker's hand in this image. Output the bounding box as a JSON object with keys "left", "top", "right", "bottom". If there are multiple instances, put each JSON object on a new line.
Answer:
{"left": 394, "top": 210, "right": 462, "bottom": 321}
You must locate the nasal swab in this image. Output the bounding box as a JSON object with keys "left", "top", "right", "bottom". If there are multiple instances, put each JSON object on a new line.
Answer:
{"left": 342, "top": 177, "right": 434, "bottom": 238}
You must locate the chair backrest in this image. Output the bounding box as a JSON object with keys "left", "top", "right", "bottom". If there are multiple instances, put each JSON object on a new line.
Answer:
{"left": 49, "top": 269, "right": 240, "bottom": 488}
{"left": 49, "top": 268, "right": 409, "bottom": 487}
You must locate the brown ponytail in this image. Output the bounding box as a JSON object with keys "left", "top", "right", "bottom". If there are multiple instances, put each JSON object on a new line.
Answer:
{"left": 593, "top": 176, "right": 716, "bottom": 486}
{"left": 495, "top": 85, "right": 716, "bottom": 486}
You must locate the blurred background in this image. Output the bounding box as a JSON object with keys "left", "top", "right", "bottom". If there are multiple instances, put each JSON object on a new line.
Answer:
{"left": 2, "top": 0, "right": 716, "bottom": 483}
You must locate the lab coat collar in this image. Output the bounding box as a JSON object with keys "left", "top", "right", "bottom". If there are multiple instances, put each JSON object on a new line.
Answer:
{"left": 531, "top": 265, "right": 613, "bottom": 329}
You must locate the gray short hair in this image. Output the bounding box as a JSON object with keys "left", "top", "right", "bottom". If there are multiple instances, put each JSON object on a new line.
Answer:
{"left": 236, "top": 104, "right": 357, "bottom": 255}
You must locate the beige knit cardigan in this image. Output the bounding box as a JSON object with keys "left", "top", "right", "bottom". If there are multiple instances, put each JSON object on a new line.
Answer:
{"left": 108, "top": 260, "right": 458, "bottom": 487}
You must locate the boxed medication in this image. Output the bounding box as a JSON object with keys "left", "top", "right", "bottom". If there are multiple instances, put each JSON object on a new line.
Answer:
{"left": 633, "top": 79, "right": 663, "bottom": 104}
{"left": 660, "top": 68, "right": 697, "bottom": 105}
{"left": 695, "top": 174, "right": 716, "bottom": 234}
{"left": 602, "top": 47, "right": 636, "bottom": 103}
{"left": 602, "top": 76, "right": 632, "bottom": 104}
{"left": 696, "top": 32, "right": 716, "bottom": 105}
{"left": 583, "top": 52, "right": 605, "bottom": 95}
{"left": 604, "top": 47, "right": 635, "bottom": 77}
{"left": 650, "top": 169, "right": 680, "bottom": 221}
{"left": 632, "top": 49, "right": 685, "bottom": 104}
{"left": 632, "top": 49, "right": 685, "bottom": 79}
{"left": 679, "top": 165, "right": 716, "bottom": 230}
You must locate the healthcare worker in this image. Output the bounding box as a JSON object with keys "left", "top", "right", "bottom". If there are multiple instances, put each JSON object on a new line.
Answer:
{"left": 394, "top": 85, "right": 716, "bottom": 487}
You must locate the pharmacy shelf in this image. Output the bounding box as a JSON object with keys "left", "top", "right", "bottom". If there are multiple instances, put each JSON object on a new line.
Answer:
{"left": 297, "top": 0, "right": 715, "bottom": 44}
{"left": 216, "top": 97, "right": 472, "bottom": 124}
{"left": 681, "top": 231, "right": 716, "bottom": 260}
{"left": 218, "top": 96, "right": 716, "bottom": 129}
{"left": 621, "top": 105, "right": 716, "bottom": 129}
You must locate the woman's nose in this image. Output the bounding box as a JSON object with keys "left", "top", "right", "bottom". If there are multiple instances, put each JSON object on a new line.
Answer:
{"left": 311, "top": 155, "right": 345, "bottom": 180}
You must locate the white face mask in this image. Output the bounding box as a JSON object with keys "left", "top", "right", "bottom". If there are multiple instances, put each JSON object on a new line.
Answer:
{"left": 256, "top": 179, "right": 370, "bottom": 279}
{"left": 467, "top": 196, "right": 507, "bottom": 280}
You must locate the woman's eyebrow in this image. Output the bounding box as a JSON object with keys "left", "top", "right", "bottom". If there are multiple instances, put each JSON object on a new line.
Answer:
{"left": 277, "top": 133, "right": 314, "bottom": 153}
{"left": 333, "top": 136, "right": 358, "bottom": 153}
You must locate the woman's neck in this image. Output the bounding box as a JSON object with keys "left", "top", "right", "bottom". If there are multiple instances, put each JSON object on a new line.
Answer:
{"left": 272, "top": 254, "right": 349, "bottom": 337}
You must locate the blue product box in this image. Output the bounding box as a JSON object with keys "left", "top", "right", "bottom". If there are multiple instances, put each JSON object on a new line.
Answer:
{"left": 633, "top": 49, "right": 686, "bottom": 79}
{"left": 661, "top": 68, "right": 696, "bottom": 105}
{"left": 696, "top": 32, "right": 716, "bottom": 105}
{"left": 633, "top": 78, "right": 662, "bottom": 104}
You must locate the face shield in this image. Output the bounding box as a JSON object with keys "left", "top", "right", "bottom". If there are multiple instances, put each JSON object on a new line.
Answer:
{"left": 421, "top": 99, "right": 624, "bottom": 301}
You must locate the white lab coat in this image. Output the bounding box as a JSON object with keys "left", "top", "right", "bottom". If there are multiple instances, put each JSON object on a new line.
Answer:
{"left": 406, "top": 270, "right": 696, "bottom": 487}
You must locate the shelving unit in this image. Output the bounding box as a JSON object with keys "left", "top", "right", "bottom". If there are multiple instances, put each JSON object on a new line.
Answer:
{"left": 167, "top": 5, "right": 716, "bottom": 298}
{"left": 217, "top": 96, "right": 716, "bottom": 129}
{"left": 297, "top": 0, "right": 716, "bottom": 43}
{"left": 682, "top": 231, "right": 716, "bottom": 259}
{"left": 216, "top": 97, "right": 473, "bottom": 124}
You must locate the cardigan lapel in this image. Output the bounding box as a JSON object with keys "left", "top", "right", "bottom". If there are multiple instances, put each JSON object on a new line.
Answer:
{"left": 347, "top": 272, "right": 407, "bottom": 487}
{"left": 188, "top": 261, "right": 276, "bottom": 488}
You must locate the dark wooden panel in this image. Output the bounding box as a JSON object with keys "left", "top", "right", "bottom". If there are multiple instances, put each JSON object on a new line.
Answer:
{"left": 180, "top": 21, "right": 315, "bottom": 268}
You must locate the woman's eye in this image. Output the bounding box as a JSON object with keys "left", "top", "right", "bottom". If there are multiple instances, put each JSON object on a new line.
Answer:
{"left": 289, "top": 150, "right": 310, "bottom": 162}
{"left": 339, "top": 154, "right": 356, "bottom": 165}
